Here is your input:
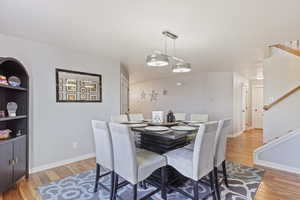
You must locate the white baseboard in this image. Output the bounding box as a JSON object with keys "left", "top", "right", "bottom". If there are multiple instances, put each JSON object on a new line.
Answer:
{"left": 254, "top": 158, "right": 300, "bottom": 174}
{"left": 228, "top": 131, "right": 244, "bottom": 138}
{"left": 30, "top": 152, "right": 96, "bottom": 174}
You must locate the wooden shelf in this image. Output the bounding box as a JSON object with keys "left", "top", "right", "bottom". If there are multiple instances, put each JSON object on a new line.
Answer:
{"left": 0, "top": 115, "right": 27, "bottom": 122}
{"left": 0, "top": 84, "right": 27, "bottom": 91}
{"left": 0, "top": 134, "right": 26, "bottom": 145}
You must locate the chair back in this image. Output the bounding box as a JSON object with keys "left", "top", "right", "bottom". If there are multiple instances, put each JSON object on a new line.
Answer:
{"left": 152, "top": 111, "right": 164, "bottom": 123}
{"left": 190, "top": 114, "right": 209, "bottom": 123}
{"left": 174, "top": 113, "right": 186, "bottom": 121}
{"left": 91, "top": 120, "right": 114, "bottom": 170}
{"left": 110, "top": 114, "right": 128, "bottom": 123}
{"left": 192, "top": 121, "right": 218, "bottom": 180}
{"left": 129, "top": 113, "right": 144, "bottom": 121}
{"left": 214, "top": 119, "right": 232, "bottom": 166}
{"left": 109, "top": 122, "right": 138, "bottom": 184}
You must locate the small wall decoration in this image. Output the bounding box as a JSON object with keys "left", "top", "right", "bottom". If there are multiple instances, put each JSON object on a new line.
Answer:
{"left": 56, "top": 68, "right": 102, "bottom": 103}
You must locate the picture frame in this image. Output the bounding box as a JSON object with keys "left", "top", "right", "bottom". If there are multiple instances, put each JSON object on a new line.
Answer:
{"left": 56, "top": 68, "right": 102, "bottom": 103}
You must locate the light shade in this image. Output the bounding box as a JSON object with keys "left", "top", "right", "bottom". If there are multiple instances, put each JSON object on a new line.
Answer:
{"left": 146, "top": 53, "right": 169, "bottom": 67}
{"left": 172, "top": 62, "right": 191, "bottom": 73}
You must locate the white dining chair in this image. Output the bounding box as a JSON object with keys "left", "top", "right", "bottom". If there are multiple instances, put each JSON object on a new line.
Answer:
{"left": 213, "top": 119, "right": 232, "bottom": 199}
{"left": 129, "top": 113, "right": 144, "bottom": 121}
{"left": 174, "top": 113, "right": 186, "bottom": 121}
{"left": 190, "top": 114, "right": 209, "bottom": 123}
{"left": 110, "top": 114, "right": 128, "bottom": 123}
{"left": 164, "top": 122, "right": 219, "bottom": 200}
{"left": 91, "top": 120, "right": 115, "bottom": 198}
{"left": 109, "top": 122, "right": 167, "bottom": 200}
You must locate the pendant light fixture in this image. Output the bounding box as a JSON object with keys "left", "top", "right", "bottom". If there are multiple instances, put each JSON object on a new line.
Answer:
{"left": 172, "top": 62, "right": 191, "bottom": 73}
{"left": 146, "top": 31, "right": 191, "bottom": 72}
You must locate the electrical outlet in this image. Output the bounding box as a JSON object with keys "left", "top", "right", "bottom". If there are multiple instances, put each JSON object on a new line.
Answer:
{"left": 72, "top": 142, "right": 78, "bottom": 149}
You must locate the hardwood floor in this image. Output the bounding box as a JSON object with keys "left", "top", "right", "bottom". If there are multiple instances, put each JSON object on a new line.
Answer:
{"left": 1, "top": 129, "right": 300, "bottom": 199}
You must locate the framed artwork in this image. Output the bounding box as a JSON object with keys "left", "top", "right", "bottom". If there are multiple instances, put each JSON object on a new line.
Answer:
{"left": 56, "top": 68, "right": 102, "bottom": 103}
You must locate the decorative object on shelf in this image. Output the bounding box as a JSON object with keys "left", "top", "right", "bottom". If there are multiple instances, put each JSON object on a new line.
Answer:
{"left": 0, "top": 129, "right": 12, "bottom": 140}
{"left": 166, "top": 110, "right": 176, "bottom": 122}
{"left": 56, "top": 68, "right": 102, "bottom": 103}
{"left": 7, "top": 102, "right": 18, "bottom": 117}
{"left": 0, "top": 75, "right": 8, "bottom": 85}
{"left": 8, "top": 76, "right": 21, "bottom": 87}
{"left": 146, "top": 31, "right": 192, "bottom": 73}
{"left": 16, "top": 130, "right": 22, "bottom": 136}
{"left": 0, "top": 110, "right": 5, "bottom": 118}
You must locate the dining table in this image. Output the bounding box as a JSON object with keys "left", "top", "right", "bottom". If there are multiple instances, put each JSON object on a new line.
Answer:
{"left": 130, "top": 121, "right": 200, "bottom": 189}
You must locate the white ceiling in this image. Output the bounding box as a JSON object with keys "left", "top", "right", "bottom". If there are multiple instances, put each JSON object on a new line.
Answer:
{"left": 1, "top": 0, "right": 300, "bottom": 83}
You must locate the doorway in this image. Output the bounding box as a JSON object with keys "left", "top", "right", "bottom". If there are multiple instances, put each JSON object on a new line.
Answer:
{"left": 241, "top": 85, "right": 250, "bottom": 131}
{"left": 252, "top": 85, "right": 264, "bottom": 129}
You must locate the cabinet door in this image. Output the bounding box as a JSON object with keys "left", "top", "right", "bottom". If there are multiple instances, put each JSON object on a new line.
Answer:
{"left": 0, "top": 142, "right": 13, "bottom": 193}
{"left": 13, "top": 135, "right": 27, "bottom": 182}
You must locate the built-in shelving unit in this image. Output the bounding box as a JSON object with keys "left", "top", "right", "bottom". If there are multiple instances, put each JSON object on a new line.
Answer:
{"left": 0, "top": 57, "right": 29, "bottom": 193}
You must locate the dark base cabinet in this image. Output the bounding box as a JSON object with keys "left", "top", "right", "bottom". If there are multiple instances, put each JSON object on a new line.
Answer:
{"left": 0, "top": 135, "right": 27, "bottom": 193}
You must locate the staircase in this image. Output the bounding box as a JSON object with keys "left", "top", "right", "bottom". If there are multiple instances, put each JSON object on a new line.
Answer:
{"left": 254, "top": 128, "right": 300, "bottom": 174}
{"left": 271, "top": 40, "right": 300, "bottom": 57}
{"left": 254, "top": 43, "right": 300, "bottom": 173}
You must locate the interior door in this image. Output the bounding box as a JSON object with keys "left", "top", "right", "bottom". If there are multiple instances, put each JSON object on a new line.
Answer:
{"left": 13, "top": 135, "right": 27, "bottom": 182}
{"left": 252, "top": 85, "right": 264, "bottom": 129}
{"left": 0, "top": 142, "right": 13, "bottom": 193}
{"left": 120, "top": 73, "right": 129, "bottom": 114}
{"left": 241, "top": 86, "right": 248, "bottom": 131}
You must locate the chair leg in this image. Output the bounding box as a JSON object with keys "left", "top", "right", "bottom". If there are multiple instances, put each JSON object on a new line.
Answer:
{"left": 222, "top": 161, "right": 229, "bottom": 187}
{"left": 209, "top": 172, "right": 217, "bottom": 200}
{"left": 113, "top": 173, "right": 119, "bottom": 200}
{"left": 193, "top": 180, "right": 199, "bottom": 200}
{"left": 110, "top": 172, "right": 115, "bottom": 200}
{"left": 161, "top": 167, "right": 167, "bottom": 200}
{"left": 133, "top": 184, "right": 138, "bottom": 200}
{"left": 94, "top": 163, "right": 100, "bottom": 192}
{"left": 214, "top": 167, "right": 221, "bottom": 200}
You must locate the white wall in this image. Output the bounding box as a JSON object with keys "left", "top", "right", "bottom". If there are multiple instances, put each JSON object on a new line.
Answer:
{"left": 130, "top": 72, "right": 234, "bottom": 133}
{"left": 0, "top": 34, "right": 121, "bottom": 169}
{"left": 233, "top": 73, "right": 250, "bottom": 135}
{"left": 263, "top": 48, "right": 300, "bottom": 142}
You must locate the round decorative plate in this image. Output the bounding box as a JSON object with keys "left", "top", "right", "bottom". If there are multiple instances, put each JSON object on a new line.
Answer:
{"left": 188, "top": 123, "right": 204, "bottom": 127}
{"left": 171, "top": 126, "right": 197, "bottom": 131}
{"left": 129, "top": 123, "right": 148, "bottom": 128}
{"left": 183, "top": 120, "right": 203, "bottom": 124}
{"left": 121, "top": 121, "right": 143, "bottom": 124}
{"left": 145, "top": 126, "right": 169, "bottom": 132}
{"left": 8, "top": 76, "right": 21, "bottom": 87}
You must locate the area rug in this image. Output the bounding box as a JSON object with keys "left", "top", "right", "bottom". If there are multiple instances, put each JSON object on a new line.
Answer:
{"left": 37, "top": 161, "right": 264, "bottom": 200}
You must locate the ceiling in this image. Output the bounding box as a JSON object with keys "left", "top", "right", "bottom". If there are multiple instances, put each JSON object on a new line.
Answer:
{"left": 1, "top": 0, "right": 300, "bottom": 83}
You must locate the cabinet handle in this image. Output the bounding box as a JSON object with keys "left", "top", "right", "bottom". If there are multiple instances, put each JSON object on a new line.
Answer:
{"left": 14, "top": 157, "right": 18, "bottom": 164}
{"left": 9, "top": 159, "right": 15, "bottom": 165}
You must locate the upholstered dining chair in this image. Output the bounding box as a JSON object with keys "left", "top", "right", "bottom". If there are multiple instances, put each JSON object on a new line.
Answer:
{"left": 109, "top": 122, "right": 168, "bottom": 200}
{"left": 91, "top": 120, "right": 115, "bottom": 199}
{"left": 110, "top": 114, "right": 128, "bottom": 123}
{"left": 129, "top": 113, "right": 144, "bottom": 121}
{"left": 174, "top": 113, "right": 186, "bottom": 121}
{"left": 190, "top": 114, "right": 209, "bottom": 123}
{"left": 213, "top": 119, "right": 232, "bottom": 199}
{"left": 164, "top": 122, "right": 219, "bottom": 200}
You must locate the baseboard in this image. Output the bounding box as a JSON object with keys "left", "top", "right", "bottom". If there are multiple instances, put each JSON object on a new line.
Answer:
{"left": 228, "top": 131, "right": 244, "bottom": 138}
{"left": 254, "top": 158, "right": 300, "bottom": 174}
{"left": 30, "top": 152, "right": 96, "bottom": 174}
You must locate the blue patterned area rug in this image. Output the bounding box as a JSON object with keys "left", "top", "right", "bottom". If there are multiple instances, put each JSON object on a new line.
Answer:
{"left": 37, "top": 161, "right": 264, "bottom": 200}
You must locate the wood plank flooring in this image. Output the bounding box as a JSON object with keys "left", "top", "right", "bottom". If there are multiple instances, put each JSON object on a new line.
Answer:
{"left": 1, "top": 129, "right": 300, "bottom": 199}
